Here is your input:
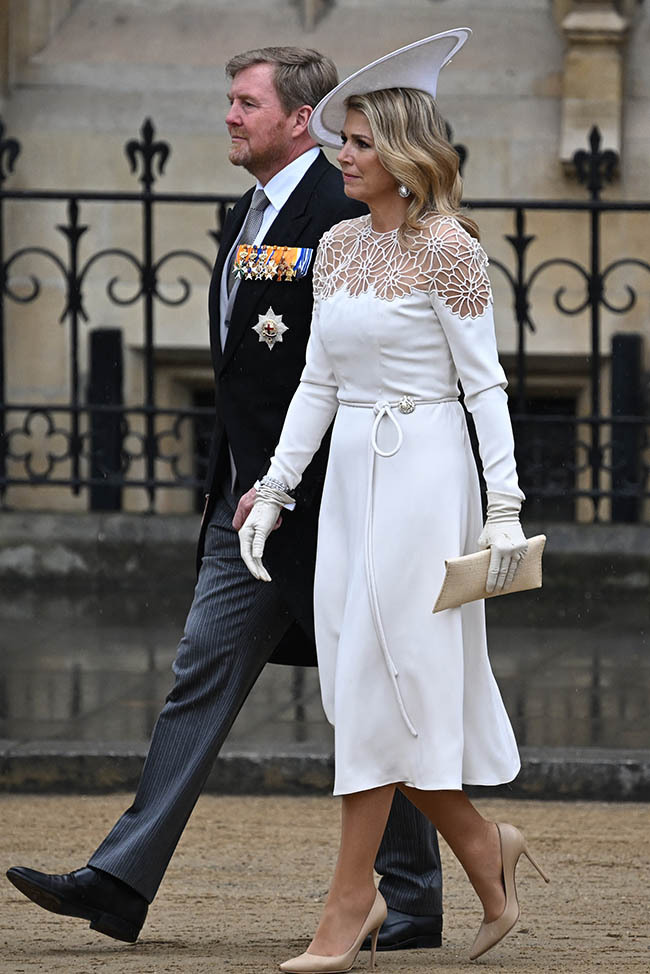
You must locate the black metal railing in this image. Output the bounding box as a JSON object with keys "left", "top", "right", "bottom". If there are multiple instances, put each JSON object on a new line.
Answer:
{"left": 0, "top": 119, "right": 648, "bottom": 520}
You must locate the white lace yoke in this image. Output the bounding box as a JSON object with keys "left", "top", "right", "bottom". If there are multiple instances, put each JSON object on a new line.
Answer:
{"left": 313, "top": 213, "right": 493, "bottom": 320}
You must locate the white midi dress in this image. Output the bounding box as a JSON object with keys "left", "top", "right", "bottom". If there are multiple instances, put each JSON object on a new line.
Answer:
{"left": 267, "top": 214, "right": 523, "bottom": 796}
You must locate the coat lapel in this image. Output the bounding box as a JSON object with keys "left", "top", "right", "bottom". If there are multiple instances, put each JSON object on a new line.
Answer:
{"left": 219, "top": 153, "right": 330, "bottom": 373}
{"left": 209, "top": 191, "right": 253, "bottom": 369}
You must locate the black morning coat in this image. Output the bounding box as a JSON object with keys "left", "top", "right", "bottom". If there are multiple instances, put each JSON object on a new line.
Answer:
{"left": 199, "top": 151, "right": 367, "bottom": 666}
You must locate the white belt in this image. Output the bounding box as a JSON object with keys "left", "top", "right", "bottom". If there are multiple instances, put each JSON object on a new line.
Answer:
{"left": 337, "top": 396, "right": 457, "bottom": 737}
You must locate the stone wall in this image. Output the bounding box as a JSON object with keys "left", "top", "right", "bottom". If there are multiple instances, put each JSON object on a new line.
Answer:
{"left": 1, "top": 512, "right": 648, "bottom": 634}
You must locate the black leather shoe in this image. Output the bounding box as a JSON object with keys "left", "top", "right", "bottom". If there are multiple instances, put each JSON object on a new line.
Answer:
{"left": 6, "top": 865, "right": 147, "bottom": 943}
{"left": 360, "top": 906, "right": 442, "bottom": 951}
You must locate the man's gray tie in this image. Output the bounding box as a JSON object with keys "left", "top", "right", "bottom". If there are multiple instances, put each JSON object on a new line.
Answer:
{"left": 227, "top": 188, "right": 270, "bottom": 295}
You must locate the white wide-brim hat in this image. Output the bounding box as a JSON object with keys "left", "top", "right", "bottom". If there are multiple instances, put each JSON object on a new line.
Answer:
{"left": 309, "top": 28, "right": 471, "bottom": 148}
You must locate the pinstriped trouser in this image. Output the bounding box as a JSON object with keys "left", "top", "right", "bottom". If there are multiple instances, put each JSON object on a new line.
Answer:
{"left": 89, "top": 494, "right": 442, "bottom": 915}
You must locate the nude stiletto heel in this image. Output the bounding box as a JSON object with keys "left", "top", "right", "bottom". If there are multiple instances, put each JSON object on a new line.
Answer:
{"left": 279, "top": 890, "right": 387, "bottom": 973}
{"left": 369, "top": 923, "right": 380, "bottom": 969}
{"left": 469, "top": 822, "right": 550, "bottom": 961}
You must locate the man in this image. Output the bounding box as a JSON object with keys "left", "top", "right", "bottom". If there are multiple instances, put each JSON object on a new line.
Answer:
{"left": 7, "top": 47, "right": 443, "bottom": 953}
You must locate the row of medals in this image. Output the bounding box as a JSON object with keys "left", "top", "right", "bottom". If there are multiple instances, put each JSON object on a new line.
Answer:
{"left": 234, "top": 245, "right": 304, "bottom": 283}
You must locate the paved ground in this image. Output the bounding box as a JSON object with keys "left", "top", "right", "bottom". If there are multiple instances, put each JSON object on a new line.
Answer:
{"left": 2, "top": 795, "right": 649, "bottom": 973}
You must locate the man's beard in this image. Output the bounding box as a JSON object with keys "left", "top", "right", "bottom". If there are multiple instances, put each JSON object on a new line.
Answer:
{"left": 228, "top": 138, "right": 252, "bottom": 169}
{"left": 228, "top": 128, "right": 287, "bottom": 176}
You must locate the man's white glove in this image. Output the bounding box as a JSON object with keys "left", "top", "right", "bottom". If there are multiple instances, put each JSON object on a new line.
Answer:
{"left": 478, "top": 491, "right": 528, "bottom": 594}
{"left": 238, "top": 481, "right": 293, "bottom": 582}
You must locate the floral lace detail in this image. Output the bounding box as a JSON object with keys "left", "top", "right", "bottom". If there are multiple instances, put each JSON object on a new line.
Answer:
{"left": 313, "top": 213, "right": 493, "bottom": 320}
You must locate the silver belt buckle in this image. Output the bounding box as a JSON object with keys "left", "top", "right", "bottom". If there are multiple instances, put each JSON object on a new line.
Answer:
{"left": 398, "top": 395, "right": 415, "bottom": 414}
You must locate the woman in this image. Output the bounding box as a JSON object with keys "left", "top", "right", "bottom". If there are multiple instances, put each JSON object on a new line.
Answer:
{"left": 240, "top": 30, "right": 549, "bottom": 972}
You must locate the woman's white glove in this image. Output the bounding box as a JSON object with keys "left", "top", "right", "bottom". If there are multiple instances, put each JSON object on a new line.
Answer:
{"left": 478, "top": 491, "right": 529, "bottom": 594}
{"left": 238, "top": 482, "right": 293, "bottom": 582}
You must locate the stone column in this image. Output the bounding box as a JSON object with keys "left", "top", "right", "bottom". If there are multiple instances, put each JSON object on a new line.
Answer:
{"left": 302, "top": 0, "right": 329, "bottom": 31}
{"left": 560, "top": 0, "right": 629, "bottom": 167}
{"left": 0, "top": 0, "right": 10, "bottom": 97}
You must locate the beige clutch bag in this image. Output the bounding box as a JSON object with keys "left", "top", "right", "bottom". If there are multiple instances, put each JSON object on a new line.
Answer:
{"left": 433, "top": 534, "right": 546, "bottom": 613}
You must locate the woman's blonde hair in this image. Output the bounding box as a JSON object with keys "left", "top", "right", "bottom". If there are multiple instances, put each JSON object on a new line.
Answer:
{"left": 345, "top": 88, "right": 479, "bottom": 240}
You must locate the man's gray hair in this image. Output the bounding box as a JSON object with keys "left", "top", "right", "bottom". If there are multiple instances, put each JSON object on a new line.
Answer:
{"left": 226, "top": 46, "right": 338, "bottom": 114}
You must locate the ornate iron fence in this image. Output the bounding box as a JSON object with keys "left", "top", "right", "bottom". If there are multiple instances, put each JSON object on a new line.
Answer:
{"left": 0, "top": 119, "right": 648, "bottom": 520}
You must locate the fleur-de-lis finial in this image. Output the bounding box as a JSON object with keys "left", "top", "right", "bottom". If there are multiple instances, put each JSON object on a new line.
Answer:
{"left": 125, "top": 118, "right": 170, "bottom": 192}
{"left": 0, "top": 118, "right": 21, "bottom": 186}
{"left": 573, "top": 126, "right": 619, "bottom": 201}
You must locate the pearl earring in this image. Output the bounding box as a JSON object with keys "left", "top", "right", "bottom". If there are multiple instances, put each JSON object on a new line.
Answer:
{"left": 397, "top": 184, "right": 411, "bottom": 198}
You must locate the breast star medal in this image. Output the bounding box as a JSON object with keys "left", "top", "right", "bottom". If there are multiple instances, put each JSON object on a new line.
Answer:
{"left": 253, "top": 307, "right": 288, "bottom": 350}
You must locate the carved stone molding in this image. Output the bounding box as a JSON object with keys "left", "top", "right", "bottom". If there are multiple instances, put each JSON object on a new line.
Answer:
{"left": 5, "top": 0, "right": 78, "bottom": 88}
{"left": 560, "top": 1, "right": 629, "bottom": 169}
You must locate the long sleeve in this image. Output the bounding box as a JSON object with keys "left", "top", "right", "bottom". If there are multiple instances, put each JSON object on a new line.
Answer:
{"left": 427, "top": 221, "right": 524, "bottom": 501}
{"left": 266, "top": 296, "right": 340, "bottom": 490}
